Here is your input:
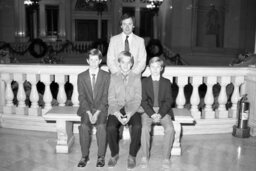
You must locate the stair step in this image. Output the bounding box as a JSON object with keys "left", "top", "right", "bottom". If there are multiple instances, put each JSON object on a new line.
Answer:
{"left": 1, "top": 114, "right": 56, "bottom": 132}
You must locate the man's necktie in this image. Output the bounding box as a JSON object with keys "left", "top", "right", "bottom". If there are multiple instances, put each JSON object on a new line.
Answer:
{"left": 92, "top": 74, "right": 96, "bottom": 98}
{"left": 125, "top": 36, "right": 129, "bottom": 52}
{"left": 123, "top": 74, "right": 128, "bottom": 85}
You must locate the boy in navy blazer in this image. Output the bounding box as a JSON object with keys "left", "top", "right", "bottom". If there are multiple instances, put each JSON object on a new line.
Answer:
{"left": 77, "top": 49, "right": 110, "bottom": 168}
{"left": 140, "top": 57, "right": 175, "bottom": 169}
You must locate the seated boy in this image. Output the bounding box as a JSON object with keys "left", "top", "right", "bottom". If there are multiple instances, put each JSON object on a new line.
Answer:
{"left": 107, "top": 51, "right": 142, "bottom": 170}
{"left": 140, "top": 57, "right": 175, "bottom": 169}
{"left": 77, "top": 49, "right": 110, "bottom": 168}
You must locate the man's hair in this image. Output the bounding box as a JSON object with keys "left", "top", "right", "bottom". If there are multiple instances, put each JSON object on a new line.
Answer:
{"left": 87, "top": 48, "right": 103, "bottom": 60}
{"left": 149, "top": 56, "right": 165, "bottom": 68}
{"left": 117, "top": 51, "right": 134, "bottom": 66}
{"left": 120, "top": 13, "right": 135, "bottom": 25}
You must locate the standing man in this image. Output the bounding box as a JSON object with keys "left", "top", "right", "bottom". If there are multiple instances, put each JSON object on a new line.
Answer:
{"left": 107, "top": 13, "right": 147, "bottom": 74}
{"left": 107, "top": 51, "right": 142, "bottom": 170}
{"left": 77, "top": 49, "right": 110, "bottom": 168}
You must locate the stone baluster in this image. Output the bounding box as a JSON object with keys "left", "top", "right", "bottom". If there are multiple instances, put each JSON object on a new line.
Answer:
{"left": 175, "top": 76, "right": 188, "bottom": 109}
{"left": 202, "top": 76, "right": 217, "bottom": 119}
{"left": 41, "top": 74, "right": 53, "bottom": 114}
{"left": 27, "top": 74, "right": 41, "bottom": 116}
{"left": 13, "top": 73, "right": 28, "bottom": 115}
{"left": 0, "top": 76, "right": 5, "bottom": 112}
{"left": 70, "top": 74, "right": 79, "bottom": 107}
{"left": 55, "top": 75, "right": 67, "bottom": 107}
{"left": 2, "top": 73, "right": 14, "bottom": 114}
{"left": 216, "top": 76, "right": 231, "bottom": 118}
{"left": 229, "top": 76, "right": 244, "bottom": 118}
{"left": 240, "top": 81, "right": 246, "bottom": 96}
{"left": 190, "top": 76, "right": 202, "bottom": 119}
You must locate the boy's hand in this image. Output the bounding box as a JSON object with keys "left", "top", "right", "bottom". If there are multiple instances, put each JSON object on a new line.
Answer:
{"left": 151, "top": 113, "right": 160, "bottom": 123}
{"left": 91, "top": 111, "right": 100, "bottom": 124}
{"left": 86, "top": 111, "right": 93, "bottom": 123}
{"left": 123, "top": 113, "right": 131, "bottom": 125}
{"left": 114, "top": 112, "right": 126, "bottom": 125}
{"left": 156, "top": 113, "right": 161, "bottom": 121}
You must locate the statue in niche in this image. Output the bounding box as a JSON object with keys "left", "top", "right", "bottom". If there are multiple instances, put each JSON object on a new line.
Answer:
{"left": 206, "top": 5, "right": 220, "bottom": 35}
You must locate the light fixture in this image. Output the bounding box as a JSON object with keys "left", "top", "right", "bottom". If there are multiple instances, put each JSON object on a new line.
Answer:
{"left": 146, "top": 0, "right": 164, "bottom": 15}
{"left": 24, "top": 0, "right": 40, "bottom": 10}
{"left": 85, "top": 0, "right": 108, "bottom": 15}
{"left": 24, "top": 0, "right": 40, "bottom": 6}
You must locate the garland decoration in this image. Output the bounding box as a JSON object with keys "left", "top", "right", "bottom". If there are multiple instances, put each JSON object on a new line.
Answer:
{"left": 0, "top": 39, "right": 108, "bottom": 61}
{"left": 0, "top": 41, "right": 29, "bottom": 55}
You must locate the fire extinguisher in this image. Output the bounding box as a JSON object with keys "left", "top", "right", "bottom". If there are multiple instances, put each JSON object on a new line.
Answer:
{"left": 232, "top": 94, "right": 250, "bottom": 138}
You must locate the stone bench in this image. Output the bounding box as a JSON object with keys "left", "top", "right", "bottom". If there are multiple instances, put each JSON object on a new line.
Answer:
{"left": 43, "top": 106, "right": 194, "bottom": 156}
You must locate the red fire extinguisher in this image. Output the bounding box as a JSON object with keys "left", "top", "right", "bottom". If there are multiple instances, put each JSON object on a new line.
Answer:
{"left": 232, "top": 94, "right": 250, "bottom": 138}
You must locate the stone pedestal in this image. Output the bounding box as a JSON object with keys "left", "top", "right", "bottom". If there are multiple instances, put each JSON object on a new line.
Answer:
{"left": 15, "top": 107, "right": 28, "bottom": 115}
{"left": 215, "top": 110, "right": 228, "bottom": 119}
{"left": 56, "top": 120, "right": 75, "bottom": 153}
{"left": 191, "top": 111, "right": 201, "bottom": 119}
{"left": 202, "top": 110, "right": 215, "bottom": 119}
{"left": 228, "top": 109, "right": 237, "bottom": 118}
{"left": 3, "top": 106, "right": 14, "bottom": 114}
{"left": 28, "top": 108, "right": 42, "bottom": 116}
{"left": 171, "top": 121, "right": 181, "bottom": 156}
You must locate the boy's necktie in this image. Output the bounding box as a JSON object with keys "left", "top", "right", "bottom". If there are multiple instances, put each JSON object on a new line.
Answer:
{"left": 125, "top": 36, "right": 129, "bottom": 52}
{"left": 92, "top": 74, "right": 96, "bottom": 98}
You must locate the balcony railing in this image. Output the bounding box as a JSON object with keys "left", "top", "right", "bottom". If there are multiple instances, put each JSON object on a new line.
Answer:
{"left": 0, "top": 64, "right": 256, "bottom": 136}
{"left": 4, "top": 41, "right": 93, "bottom": 64}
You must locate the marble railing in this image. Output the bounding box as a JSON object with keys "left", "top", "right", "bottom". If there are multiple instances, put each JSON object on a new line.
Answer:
{"left": 0, "top": 64, "right": 256, "bottom": 135}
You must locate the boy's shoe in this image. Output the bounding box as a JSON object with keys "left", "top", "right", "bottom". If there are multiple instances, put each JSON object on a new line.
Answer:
{"left": 108, "top": 155, "right": 119, "bottom": 168}
{"left": 96, "top": 156, "right": 105, "bottom": 167}
{"left": 140, "top": 157, "right": 148, "bottom": 168}
{"left": 127, "top": 155, "right": 136, "bottom": 170}
{"left": 162, "top": 159, "right": 170, "bottom": 169}
{"left": 77, "top": 156, "right": 89, "bottom": 167}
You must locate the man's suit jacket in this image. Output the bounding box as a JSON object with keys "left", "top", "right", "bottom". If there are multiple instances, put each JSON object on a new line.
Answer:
{"left": 141, "top": 76, "right": 174, "bottom": 120}
{"left": 77, "top": 69, "right": 110, "bottom": 119}
{"left": 107, "top": 33, "right": 147, "bottom": 74}
{"left": 108, "top": 72, "right": 141, "bottom": 116}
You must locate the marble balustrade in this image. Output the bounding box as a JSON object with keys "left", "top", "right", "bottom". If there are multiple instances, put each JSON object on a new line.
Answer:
{"left": 0, "top": 64, "right": 256, "bottom": 136}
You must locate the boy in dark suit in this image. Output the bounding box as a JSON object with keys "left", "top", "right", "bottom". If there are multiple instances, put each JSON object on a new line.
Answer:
{"left": 140, "top": 57, "right": 175, "bottom": 169}
{"left": 77, "top": 49, "right": 110, "bottom": 168}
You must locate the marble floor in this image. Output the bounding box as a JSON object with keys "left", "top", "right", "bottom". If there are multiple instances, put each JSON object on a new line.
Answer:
{"left": 0, "top": 128, "right": 256, "bottom": 171}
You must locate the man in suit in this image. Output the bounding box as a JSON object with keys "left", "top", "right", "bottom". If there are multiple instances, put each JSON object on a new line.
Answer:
{"left": 77, "top": 49, "right": 110, "bottom": 168}
{"left": 140, "top": 57, "right": 175, "bottom": 169}
{"left": 107, "top": 51, "right": 142, "bottom": 170}
{"left": 107, "top": 13, "right": 147, "bottom": 74}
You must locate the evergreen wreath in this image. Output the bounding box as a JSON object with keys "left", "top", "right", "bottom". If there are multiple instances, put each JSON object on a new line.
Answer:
{"left": 146, "top": 38, "right": 163, "bottom": 58}
{"left": 28, "top": 38, "right": 48, "bottom": 58}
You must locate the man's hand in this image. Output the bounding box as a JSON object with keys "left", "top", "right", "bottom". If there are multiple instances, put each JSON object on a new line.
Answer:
{"left": 91, "top": 110, "right": 100, "bottom": 124}
{"left": 151, "top": 113, "right": 161, "bottom": 123}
